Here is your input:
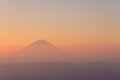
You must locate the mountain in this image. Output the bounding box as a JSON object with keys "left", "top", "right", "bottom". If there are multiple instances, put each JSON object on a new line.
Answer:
{"left": 9, "top": 40, "right": 70, "bottom": 62}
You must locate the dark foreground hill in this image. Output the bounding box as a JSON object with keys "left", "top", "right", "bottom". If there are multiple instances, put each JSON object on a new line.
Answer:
{"left": 0, "top": 62, "right": 120, "bottom": 80}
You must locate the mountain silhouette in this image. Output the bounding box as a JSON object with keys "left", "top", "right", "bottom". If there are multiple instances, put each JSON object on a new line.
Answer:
{"left": 9, "top": 40, "right": 70, "bottom": 62}
{"left": 30, "top": 40, "right": 53, "bottom": 47}
{"left": 25, "top": 40, "right": 58, "bottom": 51}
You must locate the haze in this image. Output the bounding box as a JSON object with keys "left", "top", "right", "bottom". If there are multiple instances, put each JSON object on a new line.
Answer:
{"left": 0, "top": 0, "right": 120, "bottom": 61}
{"left": 0, "top": 1, "right": 120, "bottom": 80}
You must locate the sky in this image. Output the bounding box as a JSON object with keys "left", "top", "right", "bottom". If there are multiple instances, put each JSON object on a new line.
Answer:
{"left": 0, "top": 0, "right": 120, "bottom": 54}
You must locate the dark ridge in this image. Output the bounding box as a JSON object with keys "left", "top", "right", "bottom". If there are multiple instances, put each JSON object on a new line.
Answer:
{"left": 30, "top": 40, "right": 53, "bottom": 46}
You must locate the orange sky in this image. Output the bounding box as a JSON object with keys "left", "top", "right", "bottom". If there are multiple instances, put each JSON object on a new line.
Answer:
{"left": 0, "top": 0, "right": 120, "bottom": 55}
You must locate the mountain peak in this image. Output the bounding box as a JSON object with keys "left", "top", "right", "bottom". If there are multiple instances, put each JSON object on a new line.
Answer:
{"left": 9, "top": 40, "right": 70, "bottom": 62}
{"left": 30, "top": 40, "right": 53, "bottom": 47}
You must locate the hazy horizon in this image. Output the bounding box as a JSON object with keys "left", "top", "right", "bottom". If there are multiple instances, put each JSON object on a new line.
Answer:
{"left": 0, "top": 40, "right": 119, "bottom": 62}
{"left": 0, "top": 1, "right": 120, "bottom": 80}
{"left": 0, "top": 0, "right": 120, "bottom": 61}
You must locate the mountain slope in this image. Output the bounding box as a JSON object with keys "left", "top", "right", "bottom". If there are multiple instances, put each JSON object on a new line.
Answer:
{"left": 10, "top": 40, "right": 70, "bottom": 62}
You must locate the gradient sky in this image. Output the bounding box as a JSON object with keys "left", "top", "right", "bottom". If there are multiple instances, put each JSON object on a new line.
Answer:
{"left": 0, "top": 0, "right": 120, "bottom": 54}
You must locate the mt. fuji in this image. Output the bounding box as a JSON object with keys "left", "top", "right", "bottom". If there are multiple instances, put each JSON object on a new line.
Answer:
{"left": 9, "top": 40, "right": 70, "bottom": 62}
